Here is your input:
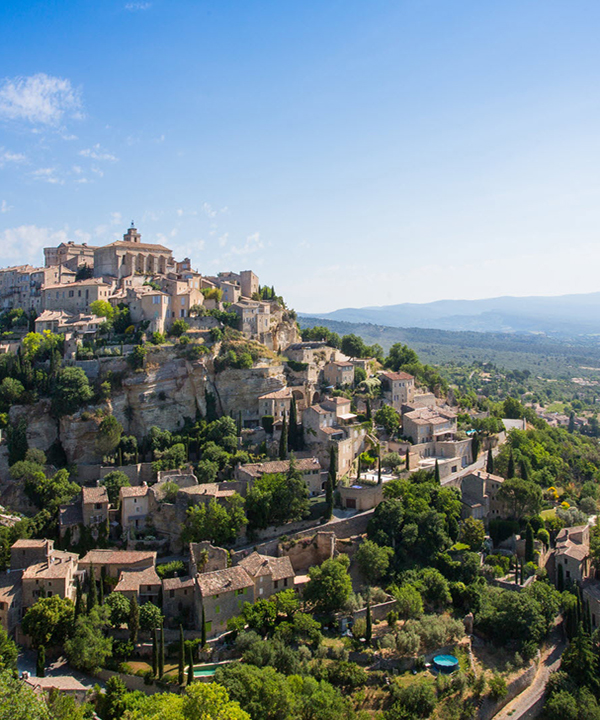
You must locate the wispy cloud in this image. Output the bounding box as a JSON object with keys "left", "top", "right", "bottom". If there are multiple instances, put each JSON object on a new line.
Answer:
{"left": 1, "top": 200, "right": 12, "bottom": 213}
{"left": 32, "top": 167, "right": 64, "bottom": 185}
{"left": 79, "top": 144, "right": 118, "bottom": 161}
{"left": 0, "top": 225, "right": 70, "bottom": 264}
{"left": 0, "top": 148, "right": 26, "bottom": 167}
{"left": 0, "top": 73, "right": 82, "bottom": 125}
{"left": 227, "top": 232, "right": 264, "bottom": 256}
{"left": 125, "top": 2, "right": 152, "bottom": 10}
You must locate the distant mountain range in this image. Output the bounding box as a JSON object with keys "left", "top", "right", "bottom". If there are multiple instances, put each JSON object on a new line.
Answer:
{"left": 300, "top": 292, "right": 600, "bottom": 337}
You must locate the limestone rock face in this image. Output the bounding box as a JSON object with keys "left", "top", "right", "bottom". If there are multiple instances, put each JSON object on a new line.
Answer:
{"left": 9, "top": 400, "right": 58, "bottom": 452}
{"left": 59, "top": 414, "right": 104, "bottom": 466}
{"left": 213, "top": 364, "right": 287, "bottom": 418}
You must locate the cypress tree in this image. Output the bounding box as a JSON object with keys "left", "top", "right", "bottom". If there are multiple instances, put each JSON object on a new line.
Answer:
{"left": 278, "top": 415, "right": 288, "bottom": 461}
{"left": 201, "top": 606, "right": 207, "bottom": 647}
{"left": 366, "top": 398, "right": 372, "bottom": 421}
{"left": 471, "top": 433, "right": 480, "bottom": 462}
{"left": 99, "top": 566, "right": 106, "bottom": 605}
{"left": 365, "top": 600, "right": 372, "bottom": 646}
{"left": 158, "top": 626, "right": 165, "bottom": 679}
{"left": 568, "top": 412, "right": 575, "bottom": 433}
{"left": 129, "top": 594, "right": 139, "bottom": 643}
{"left": 520, "top": 459, "right": 529, "bottom": 482}
{"left": 525, "top": 522, "right": 534, "bottom": 563}
{"left": 557, "top": 563, "right": 565, "bottom": 592}
{"left": 356, "top": 455, "right": 361, "bottom": 480}
{"left": 434, "top": 459, "right": 440, "bottom": 484}
{"left": 377, "top": 453, "right": 382, "bottom": 485}
{"left": 514, "top": 558, "right": 519, "bottom": 585}
{"left": 36, "top": 645, "right": 45, "bottom": 677}
{"left": 405, "top": 448, "right": 410, "bottom": 471}
{"left": 178, "top": 625, "right": 185, "bottom": 685}
{"left": 486, "top": 448, "right": 494, "bottom": 474}
{"left": 75, "top": 576, "right": 83, "bottom": 619}
{"left": 187, "top": 645, "right": 194, "bottom": 685}
{"left": 87, "top": 564, "right": 97, "bottom": 613}
{"left": 507, "top": 450, "right": 515, "bottom": 479}
{"left": 151, "top": 628, "right": 158, "bottom": 677}
{"left": 288, "top": 396, "right": 298, "bottom": 451}
{"left": 519, "top": 559, "right": 524, "bottom": 586}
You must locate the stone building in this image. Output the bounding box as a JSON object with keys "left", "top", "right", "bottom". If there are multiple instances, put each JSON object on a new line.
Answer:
{"left": 235, "top": 457, "right": 323, "bottom": 495}
{"left": 402, "top": 406, "right": 457, "bottom": 444}
{"left": 93, "top": 225, "right": 174, "bottom": 279}
{"left": 0, "top": 572, "right": 22, "bottom": 635}
{"left": 44, "top": 241, "right": 96, "bottom": 271}
{"left": 380, "top": 371, "right": 415, "bottom": 412}
{"left": 0, "top": 265, "right": 61, "bottom": 311}
{"left": 258, "top": 387, "right": 292, "bottom": 421}
{"left": 555, "top": 525, "right": 593, "bottom": 584}
{"left": 42, "top": 278, "right": 113, "bottom": 313}
{"left": 196, "top": 566, "right": 254, "bottom": 638}
{"left": 237, "top": 552, "right": 295, "bottom": 597}
{"left": 113, "top": 566, "right": 162, "bottom": 605}
{"left": 120, "top": 484, "right": 151, "bottom": 534}
{"left": 21, "top": 549, "right": 79, "bottom": 612}
{"left": 459, "top": 471, "right": 505, "bottom": 521}
{"left": 231, "top": 299, "right": 271, "bottom": 341}
{"left": 323, "top": 361, "right": 354, "bottom": 388}
{"left": 78, "top": 549, "right": 156, "bottom": 581}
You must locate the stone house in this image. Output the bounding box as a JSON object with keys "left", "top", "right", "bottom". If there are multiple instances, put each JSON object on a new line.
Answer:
{"left": 402, "top": 407, "right": 457, "bottom": 444}
{"left": 113, "top": 566, "right": 162, "bottom": 605}
{"left": 10, "top": 539, "right": 54, "bottom": 570}
{"left": 235, "top": 457, "right": 323, "bottom": 496}
{"left": 44, "top": 241, "right": 97, "bottom": 271}
{"left": 231, "top": 299, "right": 271, "bottom": 341}
{"left": 93, "top": 225, "right": 174, "bottom": 278}
{"left": 35, "top": 309, "right": 103, "bottom": 337}
{"left": 78, "top": 549, "right": 156, "bottom": 581}
{"left": 214, "top": 270, "right": 259, "bottom": 299}
{"left": 555, "top": 525, "right": 593, "bottom": 584}
{"left": 120, "top": 484, "right": 151, "bottom": 533}
{"left": 0, "top": 571, "right": 22, "bottom": 635}
{"left": 285, "top": 341, "right": 337, "bottom": 365}
{"left": 196, "top": 567, "right": 254, "bottom": 638}
{"left": 21, "top": 549, "right": 79, "bottom": 612}
{"left": 339, "top": 482, "right": 384, "bottom": 512}
{"left": 582, "top": 581, "right": 600, "bottom": 631}
{"left": 237, "top": 552, "right": 295, "bottom": 597}
{"left": 459, "top": 471, "right": 505, "bottom": 521}
{"left": 323, "top": 361, "right": 354, "bottom": 388}
{"left": 380, "top": 371, "right": 415, "bottom": 412}
{"left": 258, "top": 387, "right": 292, "bottom": 421}
{"left": 42, "top": 278, "right": 114, "bottom": 313}
{"left": 112, "top": 286, "right": 171, "bottom": 334}
{"left": 59, "top": 485, "right": 110, "bottom": 545}
{"left": 163, "top": 576, "right": 196, "bottom": 623}
{"left": 24, "top": 676, "right": 88, "bottom": 703}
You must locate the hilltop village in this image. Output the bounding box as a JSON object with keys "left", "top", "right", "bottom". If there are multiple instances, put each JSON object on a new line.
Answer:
{"left": 0, "top": 227, "right": 600, "bottom": 718}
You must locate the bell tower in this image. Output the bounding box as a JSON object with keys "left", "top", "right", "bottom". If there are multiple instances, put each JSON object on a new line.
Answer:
{"left": 123, "top": 222, "right": 141, "bottom": 243}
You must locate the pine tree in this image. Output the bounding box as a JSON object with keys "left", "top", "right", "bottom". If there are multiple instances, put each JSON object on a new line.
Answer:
{"left": 405, "top": 448, "right": 410, "bottom": 471}
{"left": 36, "top": 645, "right": 45, "bottom": 677}
{"left": 486, "top": 448, "right": 494, "bottom": 474}
{"left": 434, "top": 459, "right": 440, "bottom": 484}
{"left": 178, "top": 625, "right": 185, "bottom": 685}
{"left": 507, "top": 450, "right": 515, "bottom": 479}
{"left": 75, "top": 576, "right": 83, "bottom": 619}
{"left": 158, "top": 626, "right": 165, "bottom": 679}
{"left": 278, "top": 415, "right": 288, "bottom": 461}
{"left": 525, "top": 522, "right": 534, "bottom": 563}
{"left": 87, "top": 564, "right": 97, "bottom": 613}
{"left": 187, "top": 645, "right": 194, "bottom": 685}
{"left": 151, "top": 628, "right": 158, "bottom": 677}
{"left": 365, "top": 600, "right": 372, "bottom": 646}
{"left": 201, "top": 606, "right": 207, "bottom": 647}
{"left": 129, "top": 594, "right": 139, "bottom": 643}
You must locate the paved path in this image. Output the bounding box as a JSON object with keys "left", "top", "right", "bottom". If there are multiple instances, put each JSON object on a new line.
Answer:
{"left": 493, "top": 633, "right": 565, "bottom": 720}
{"left": 18, "top": 650, "right": 106, "bottom": 691}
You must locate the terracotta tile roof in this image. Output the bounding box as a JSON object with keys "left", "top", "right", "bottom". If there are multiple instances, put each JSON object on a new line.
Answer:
{"left": 320, "top": 426, "right": 344, "bottom": 436}
{"left": 103, "top": 240, "right": 172, "bottom": 252}
{"left": 23, "top": 555, "right": 76, "bottom": 580}
{"left": 196, "top": 567, "right": 253, "bottom": 597}
{"left": 239, "top": 458, "right": 321, "bottom": 478}
{"left": 381, "top": 371, "right": 414, "bottom": 381}
{"left": 114, "top": 566, "right": 161, "bottom": 592}
{"left": 238, "top": 552, "right": 294, "bottom": 581}
{"left": 82, "top": 486, "right": 109, "bottom": 505}
{"left": 44, "top": 278, "right": 112, "bottom": 290}
{"left": 79, "top": 549, "right": 156, "bottom": 566}
{"left": 59, "top": 502, "right": 83, "bottom": 526}
{"left": 120, "top": 485, "right": 150, "bottom": 499}
{"left": 0, "top": 571, "right": 22, "bottom": 602}
{"left": 180, "top": 484, "right": 236, "bottom": 498}
{"left": 11, "top": 539, "right": 49, "bottom": 549}
{"left": 259, "top": 388, "right": 292, "bottom": 400}
{"left": 163, "top": 575, "right": 195, "bottom": 591}
{"left": 24, "top": 676, "right": 87, "bottom": 692}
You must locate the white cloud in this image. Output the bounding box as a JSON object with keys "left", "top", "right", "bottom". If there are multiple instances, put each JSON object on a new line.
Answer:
{"left": 1, "top": 200, "right": 12, "bottom": 213}
{"left": 79, "top": 144, "right": 118, "bottom": 162}
{"left": 125, "top": 2, "right": 152, "bottom": 10}
{"left": 31, "top": 167, "right": 64, "bottom": 185}
{"left": 202, "top": 202, "right": 217, "bottom": 219}
{"left": 218, "top": 233, "right": 229, "bottom": 248}
{"left": 111, "top": 212, "right": 122, "bottom": 226}
{"left": 176, "top": 208, "right": 184, "bottom": 217}
{"left": 0, "top": 73, "right": 82, "bottom": 125}
{"left": 0, "top": 225, "right": 69, "bottom": 264}
{"left": 227, "top": 232, "right": 264, "bottom": 256}
{"left": 0, "top": 148, "right": 26, "bottom": 167}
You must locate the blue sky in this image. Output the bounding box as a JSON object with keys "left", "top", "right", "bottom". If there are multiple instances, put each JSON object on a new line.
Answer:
{"left": 1, "top": 1, "right": 600, "bottom": 312}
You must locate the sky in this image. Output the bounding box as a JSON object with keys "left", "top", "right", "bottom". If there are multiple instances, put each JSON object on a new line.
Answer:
{"left": 2, "top": 1, "right": 600, "bottom": 313}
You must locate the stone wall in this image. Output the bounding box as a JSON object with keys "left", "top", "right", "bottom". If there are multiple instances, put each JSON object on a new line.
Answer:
{"left": 477, "top": 659, "right": 538, "bottom": 720}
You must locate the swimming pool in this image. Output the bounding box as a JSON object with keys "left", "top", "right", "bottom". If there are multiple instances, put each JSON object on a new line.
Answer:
{"left": 433, "top": 654, "right": 459, "bottom": 673}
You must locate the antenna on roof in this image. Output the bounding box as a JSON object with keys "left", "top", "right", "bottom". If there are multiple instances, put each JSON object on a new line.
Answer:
{"left": 131, "top": 220, "right": 135, "bottom": 228}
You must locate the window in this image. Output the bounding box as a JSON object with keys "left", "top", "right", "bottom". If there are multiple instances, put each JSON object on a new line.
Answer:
{"left": 69, "top": 290, "right": 74, "bottom": 297}
{"left": 215, "top": 605, "right": 220, "bottom": 614}
{"left": 236, "top": 588, "right": 245, "bottom": 596}
{"left": 274, "top": 580, "right": 278, "bottom": 589}
{"left": 283, "top": 578, "right": 288, "bottom": 587}
{"left": 152, "top": 296, "right": 160, "bottom": 304}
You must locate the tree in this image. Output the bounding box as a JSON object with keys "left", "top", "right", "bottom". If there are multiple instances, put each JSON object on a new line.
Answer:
{"left": 90, "top": 300, "right": 114, "bottom": 320}
{"left": 561, "top": 627, "right": 600, "bottom": 691}
{"left": 0, "top": 670, "right": 53, "bottom": 720}
{"left": 507, "top": 449, "right": 515, "bottom": 479}
{"left": 101, "top": 470, "right": 131, "bottom": 506}
{"left": 201, "top": 607, "right": 207, "bottom": 647}
{"left": 385, "top": 343, "right": 419, "bottom": 371}
{"left": 0, "top": 626, "right": 18, "bottom": 672}
{"left": 151, "top": 628, "right": 158, "bottom": 677}
{"left": 182, "top": 495, "right": 247, "bottom": 546}
{"left": 35, "top": 645, "right": 45, "bottom": 677}
{"left": 374, "top": 405, "right": 400, "bottom": 435}
{"left": 303, "top": 555, "right": 352, "bottom": 614}
{"left": 355, "top": 540, "right": 393, "bottom": 586}
{"left": 486, "top": 448, "right": 494, "bottom": 474}
{"left": 96, "top": 415, "right": 123, "bottom": 458}
{"left": 158, "top": 626, "right": 165, "bottom": 679}
{"left": 22, "top": 596, "right": 75, "bottom": 648}
{"left": 214, "top": 663, "right": 295, "bottom": 720}
{"left": 178, "top": 625, "right": 185, "bottom": 685}
{"left": 0, "top": 377, "right": 24, "bottom": 408}
{"left": 245, "top": 462, "right": 309, "bottom": 531}
{"left": 341, "top": 334, "right": 367, "bottom": 359}
{"left": 459, "top": 517, "right": 486, "bottom": 551}
{"left": 196, "top": 459, "right": 218, "bottom": 484}
{"left": 365, "top": 599, "right": 372, "bottom": 645}
{"left": 278, "top": 415, "right": 288, "bottom": 461}
{"left": 434, "top": 459, "right": 440, "bottom": 484}
{"left": 105, "top": 591, "right": 131, "bottom": 628}
{"left": 187, "top": 645, "right": 194, "bottom": 685}
{"left": 64, "top": 607, "right": 112, "bottom": 673}
{"left": 100, "top": 676, "right": 127, "bottom": 720}
{"left": 525, "top": 521, "right": 535, "bottom": 563}
{"left": 128, "top": 594, "right": 139, "bottom": 643}
{"left": 139, "top": 602, "right": 163, "bottom": 633}
{"left": 52, "top": 367, "right": 93, "bottom": 416}
{"left": 87, "top": 565, "right": 98, "bottom": 613}
{"left": 391, "top": 583, "right": 423, "bottom": 619}
{"left": 170, "top": 319, "right": 189, "bottom": 337}
{"left": 288, "top": 396, "right": 300, "bottom": 452}
{"left": 497, "top": 477, "right": 542, "bottom": 519}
